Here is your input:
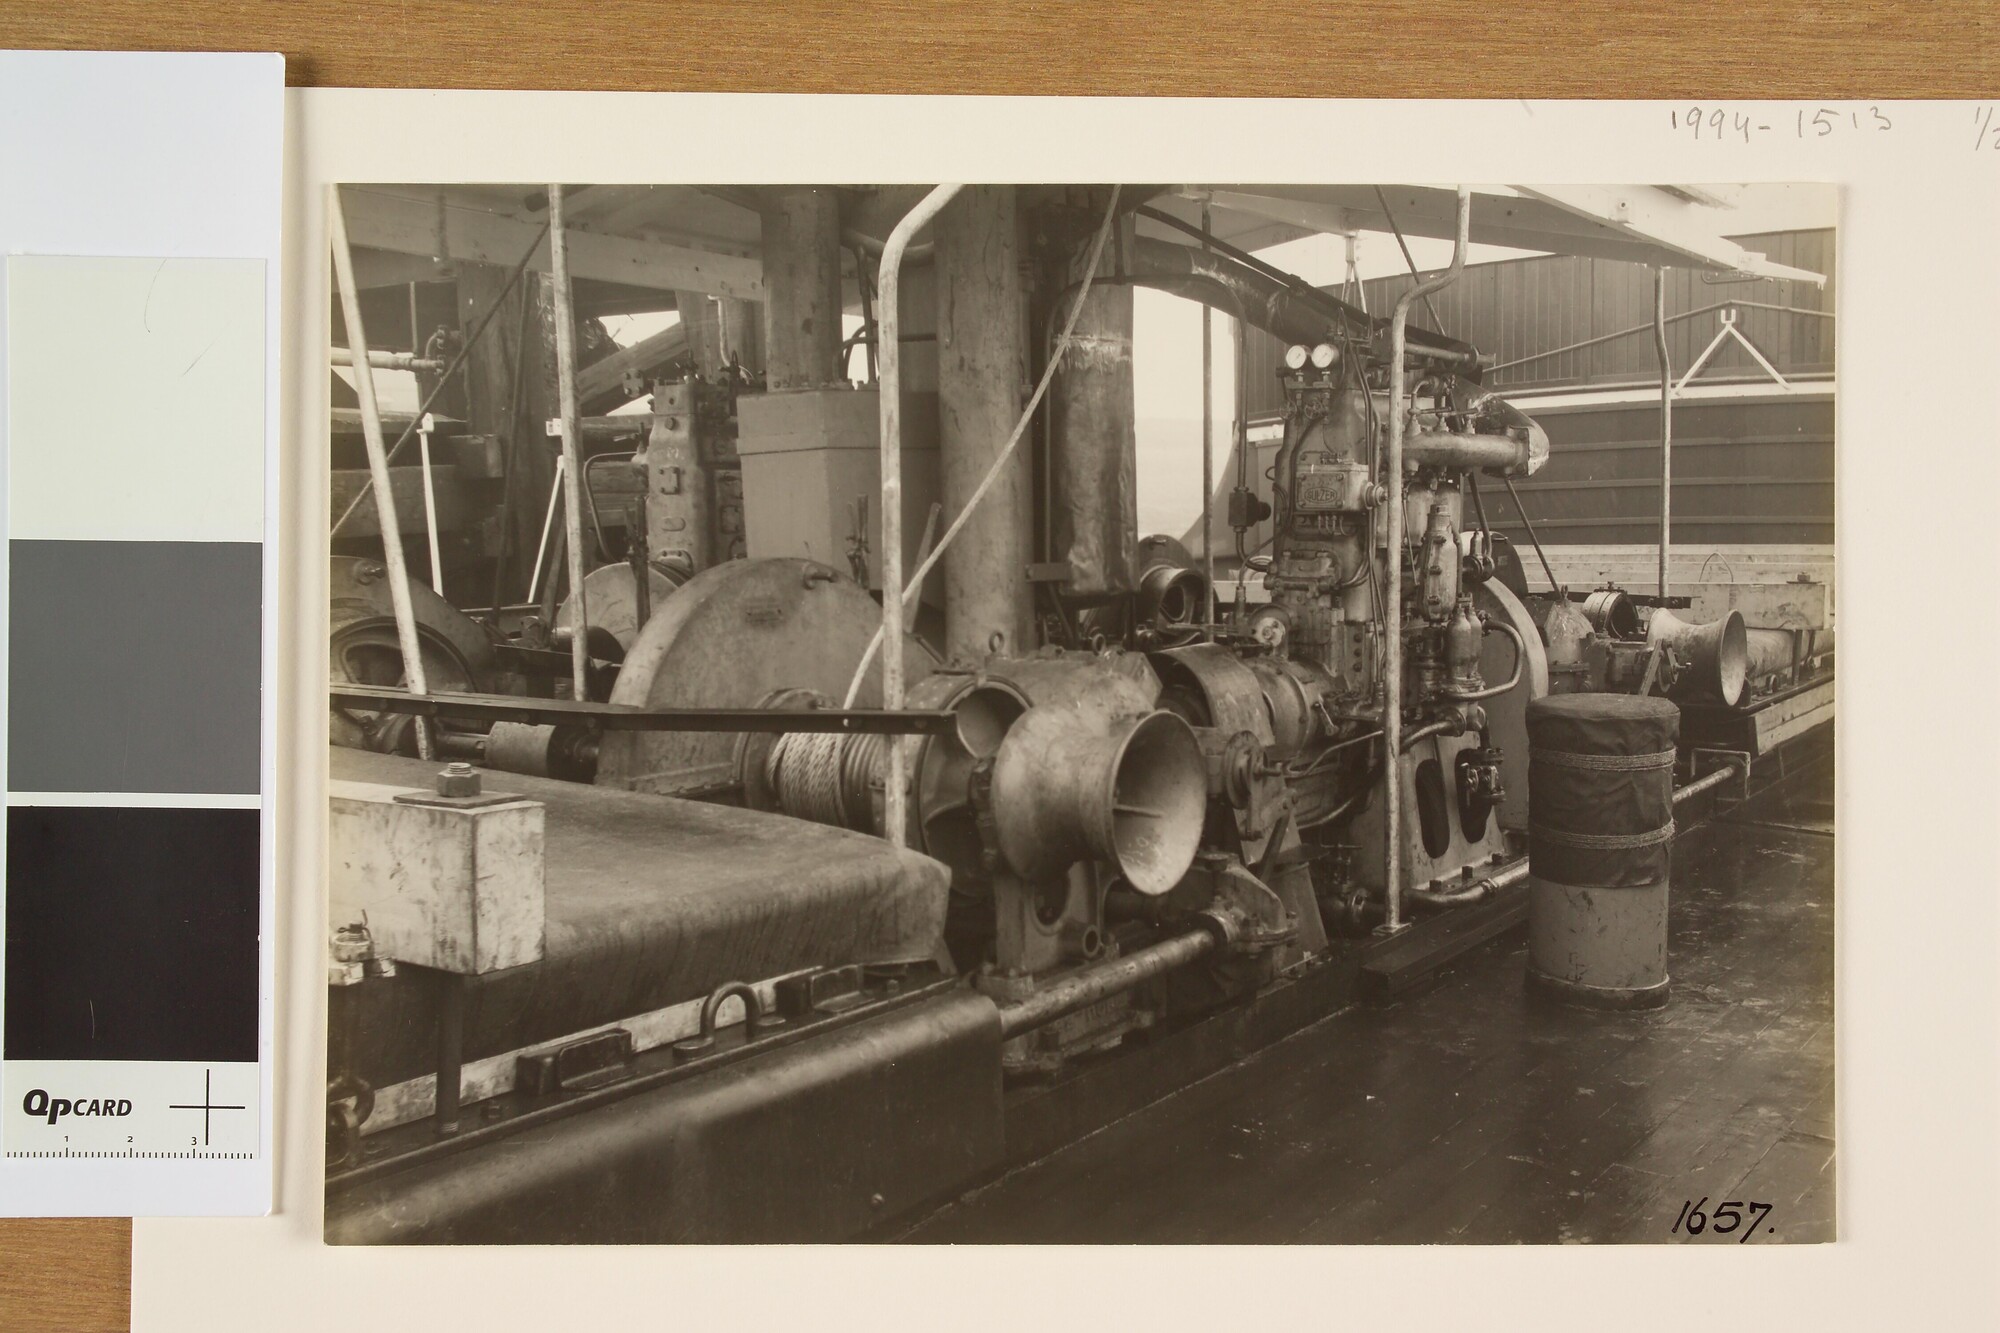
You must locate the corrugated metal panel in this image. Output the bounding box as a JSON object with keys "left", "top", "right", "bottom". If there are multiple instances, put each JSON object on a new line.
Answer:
{"left": 1240, "top": 228, "right": 1835, "bottom": 418}
{"left": 1485, "top": 397, "right": 1833, "bottom": 547}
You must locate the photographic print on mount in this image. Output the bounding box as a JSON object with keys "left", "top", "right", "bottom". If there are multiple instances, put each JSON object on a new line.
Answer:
{"left": 322, "top": 180, "right": 1833, "bottom": 1245}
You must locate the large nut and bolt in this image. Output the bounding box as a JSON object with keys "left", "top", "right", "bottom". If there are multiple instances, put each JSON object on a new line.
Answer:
{"left": 435, "top": 762, "right": 482, "bottom": 797}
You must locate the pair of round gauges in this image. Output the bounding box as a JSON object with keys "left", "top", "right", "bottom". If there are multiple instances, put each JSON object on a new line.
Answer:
{"left": 1282, "top": 342, "right": 1340, "bottom": 371}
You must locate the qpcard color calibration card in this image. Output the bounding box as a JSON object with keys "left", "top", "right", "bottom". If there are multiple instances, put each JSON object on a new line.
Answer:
{"left": 0, "top": 52, "right": 281, "bottom": 1216}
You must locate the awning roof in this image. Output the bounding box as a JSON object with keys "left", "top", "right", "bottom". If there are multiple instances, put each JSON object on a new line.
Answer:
{"left": 341, "top": 181, "right": 1825, "bottom": 319}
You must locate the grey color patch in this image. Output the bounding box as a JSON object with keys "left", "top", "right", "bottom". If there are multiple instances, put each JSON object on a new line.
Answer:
{"left": 9, "top": 540, "right": 261, "bottom": 793}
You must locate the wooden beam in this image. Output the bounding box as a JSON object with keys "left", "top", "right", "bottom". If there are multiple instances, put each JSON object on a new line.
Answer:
{"left": 341, "top": 188, "right": 765, "bottom": 301}
{"left": 330, "top": 465, "right": 468, "bottom": 537}
{"left": 577, "top": 320, "right": 690, "bottom": 412}
{"left": 1172, "top": 187, "right": 1353, "bottom": 237}
{"left": 350, "top": 246, "right": 450, "bottom": 290}
{"left": 675, "top": 292, "right": 726, "bottom": 375}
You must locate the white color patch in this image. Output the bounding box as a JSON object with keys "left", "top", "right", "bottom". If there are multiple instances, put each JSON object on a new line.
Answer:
{"left": 6, "top": 255, "right": 266, "bottom": 543}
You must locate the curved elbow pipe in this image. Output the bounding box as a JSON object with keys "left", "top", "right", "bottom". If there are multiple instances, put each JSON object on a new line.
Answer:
{"left": 1447, "top": 618, "right": 1527, "bottom": 702}
{"left": 1122, "top": 236, "right": 1480, "bottom": 368}
{"left": 1126, "top": 237, "right": 1333, "bottom": 346}
{"left": 1399, "top": 717, "right": 1464, "bottom": 752}
{"left": 875, "top": 184, "right": 964, "bottom": 849}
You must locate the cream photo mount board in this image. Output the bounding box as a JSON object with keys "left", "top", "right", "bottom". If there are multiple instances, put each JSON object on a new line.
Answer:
{"left": 0, "top": 51, "right": 283, "bottom": 1218}
{"left": 133, "top": 87, "right": 2000, "bottom": 1329}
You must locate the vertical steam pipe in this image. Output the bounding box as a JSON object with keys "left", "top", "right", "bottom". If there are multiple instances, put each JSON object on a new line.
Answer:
{"left": 877, "top": 184, "right": 963, "bottom": 849}
{"left": 330, "top": 191, "right": 433, "bottom": 760}
{"left": 1653, "top": 267, "right": 1673, "bottom": 598}
{"left": 936, "top": 186, "right": 1032, "bottom": 659}
{"left": 548, "top": 185, "right": 591, "bottom": 702}
{"left": 417, "top": 416, "right": 444, "bottom": 596}
{"left": 1232, "top": 301, "right": 1248, "bottom": 627}
{"left": 1200, "top": 199, "right": 1216, "bottom": 641}
{"left": 1380, "top": 186, "right": 1470, "bottom": 934}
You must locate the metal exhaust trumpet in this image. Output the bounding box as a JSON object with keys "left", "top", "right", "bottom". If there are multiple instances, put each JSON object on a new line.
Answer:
{"left": 990, "top": 705, "right": 1209, "bottom": 895}
{"left": 1645, "top": 607, "right": 1751, "bottom": 707}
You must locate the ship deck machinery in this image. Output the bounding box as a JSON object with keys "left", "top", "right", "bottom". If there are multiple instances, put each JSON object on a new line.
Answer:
{"left": 325, "top": 186, "right": 1832, "bottom": 1244}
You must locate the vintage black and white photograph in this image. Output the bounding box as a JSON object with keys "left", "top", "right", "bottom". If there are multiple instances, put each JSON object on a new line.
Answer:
{"left": 322, "top": 181, "right": 1835, "bottom": 1245}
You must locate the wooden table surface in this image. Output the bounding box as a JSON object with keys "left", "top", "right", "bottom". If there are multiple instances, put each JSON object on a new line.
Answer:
{"left": 1, "top": 1, "right": 1995, "bottom": 95}
{"left": 0, "top": 4, "right": 1987, "bottom": 1326}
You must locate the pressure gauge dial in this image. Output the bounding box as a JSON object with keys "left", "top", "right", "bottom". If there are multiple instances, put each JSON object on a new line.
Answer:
{"left": 1310, "top": 342, "right": 1338, "bottom": 370}
{"left": 1248, "top": 605, "right": 1291, "bottom": 651}
{"left": 1282, "top": 344, "right": 1310, "bottom": 371}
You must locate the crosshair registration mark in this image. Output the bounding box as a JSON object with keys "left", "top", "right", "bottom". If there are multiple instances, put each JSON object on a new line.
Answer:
{"left": 169, "top": 1068, "right": 245, "bottom": 1146}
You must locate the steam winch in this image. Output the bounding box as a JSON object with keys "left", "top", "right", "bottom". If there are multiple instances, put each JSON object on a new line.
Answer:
{"left": 322, "top": 181, "right": 1834, "bottom": 1244}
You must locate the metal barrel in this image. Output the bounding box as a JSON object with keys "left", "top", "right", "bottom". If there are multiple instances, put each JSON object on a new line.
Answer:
{"left": 1524, "top": 694, "right": 1680, "bottom": 1009}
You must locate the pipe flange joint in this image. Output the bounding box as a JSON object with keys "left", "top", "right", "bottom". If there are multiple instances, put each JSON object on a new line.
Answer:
{"left": 1194, "top": 907, "right": 1243, "bottom": 952}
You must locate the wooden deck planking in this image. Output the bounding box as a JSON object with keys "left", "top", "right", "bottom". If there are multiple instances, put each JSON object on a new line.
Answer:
{"left": 904, "top": 760, "right": 1836, "bottom": 1244}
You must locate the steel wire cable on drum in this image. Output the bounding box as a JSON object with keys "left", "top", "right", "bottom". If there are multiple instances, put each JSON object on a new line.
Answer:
{"left": 765, "top": 730, "right": 895, "bottom": 833}
{"left": 842, "top": 733, "right": 892, "bottom": 826}
{"left": 766, "top": 731, "right": 849, "bottom": 827}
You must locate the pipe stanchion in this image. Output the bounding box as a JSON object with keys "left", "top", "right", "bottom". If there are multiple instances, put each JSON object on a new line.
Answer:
{"left": 875, "top": 184, "right": 965, "bottom": 848}
{"left": 1200, "top": 198, "right": 1216, "bottom": 640}
{"left": 330, "top": 191, "right": 433, "bottom": 759}
{"left": 1380, "top": 187, "right": 1471, "bottom": 934}
{"left": 548, "top": 184, "right": 591, "bottom": 702}
{"left": 1654, "top": 268, "right": 1673, "bottom": 599}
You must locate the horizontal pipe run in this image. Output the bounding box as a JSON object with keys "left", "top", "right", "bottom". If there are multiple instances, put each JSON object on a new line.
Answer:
{"left": 1673, "top": 762, "right": 1746, "bottom": 805}
{"left": 1405, "top": 855, "right": 1529, "bottom": 909}
{"left": 1408, "top": 856, "right": 1528, "bottom": 908}
{"left": 995, "top": 929, "right": 1216, "bottom": 1040}
{"left": 433, "top": 732, "right": 487, "bottom": 760}
{"left": 334, "top": 348, "right": 447, "bottom": 372}
{"left": 1403, "top": 431, "right": 1530, "bottom": 474}
{"left": 329, "top": 684, "right": 958, "bottom": 735}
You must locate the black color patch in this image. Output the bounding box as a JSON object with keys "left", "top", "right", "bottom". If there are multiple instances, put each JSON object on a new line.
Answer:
{"left": 4, "top": 805, "right": 259, "bottom": 1061}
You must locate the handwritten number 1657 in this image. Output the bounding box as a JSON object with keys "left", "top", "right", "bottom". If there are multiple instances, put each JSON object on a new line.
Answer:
{"left": 1672, "top": 1197, "right": 1774, "bottom": 1241}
